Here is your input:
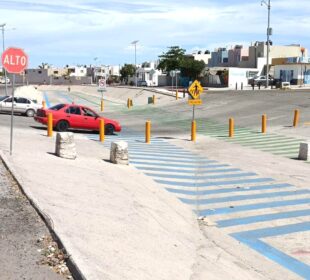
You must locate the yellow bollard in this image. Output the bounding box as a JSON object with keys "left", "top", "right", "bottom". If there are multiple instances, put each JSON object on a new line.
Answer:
{"left": 47, "top": 113, "right": 53, "bottom": 137}
{"left": 100, "top": 99, "right": 104, "bottom": 112}
{"left": 262, "top": 114, "right": 267, "bottom": 133}
{"left": 42, "top": 100, "right": 46, "bottom": 109}
{"left": 145, "top": 121, "right": 151, "bottom": 143}
{"left": 99, "top": 119, "right": 105, "bottom": 142}
{"left": 293, "top": 109, "right": 300, "bottom": 127}
{"left": 191, "top": 120, "right": 196, "bottom": 142}
{"left": 130, "top": 99, "right": 133, "bottom": 107}
{"left": 127, "top": 98, "right": 131, "bottom": 109}
{"left": 176, "top": 90, "right": 179, "bottom": 100}
{"left": 229, "top": 118, "right": 234, "bottom": 138}
{"left": 153, "top": 95, "right": 156, "bottom": 105}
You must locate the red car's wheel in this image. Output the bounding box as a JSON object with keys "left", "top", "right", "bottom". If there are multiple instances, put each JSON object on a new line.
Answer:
{"left": 56, "top": 120, "right": 69, "bottom": 132}
{"left": 105, "top": 124, "right": 115, "bottom": 135}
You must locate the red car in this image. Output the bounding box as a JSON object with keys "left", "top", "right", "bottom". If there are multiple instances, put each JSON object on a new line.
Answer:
{"left": 34, "top": 103, "right": 121, "bottom": 134}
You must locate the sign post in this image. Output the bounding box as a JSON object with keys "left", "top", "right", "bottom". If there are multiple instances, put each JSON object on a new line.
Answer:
{"left": 1, "top": 47, "right": 28, "bottom": 155}
{"left": 98, "top": 78, "right": 106, "bottom": 112}
{"left": 188, "top": 80, "right": 204, "bottom": 121}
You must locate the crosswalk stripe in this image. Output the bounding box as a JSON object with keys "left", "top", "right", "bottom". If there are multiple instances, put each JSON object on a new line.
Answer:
{"left": 199, "top": 198, "right": 310, "bottom": 216}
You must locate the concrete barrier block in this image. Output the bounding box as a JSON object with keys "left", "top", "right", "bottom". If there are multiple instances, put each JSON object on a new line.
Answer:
{"left": 110, "top": 141, "right": 129, "bottom": 165}
{"left": 298, "top": 142, "right": 309, "bottom": 161}
{"left": 55, "top": 132, "right": 77, "bottom": 160}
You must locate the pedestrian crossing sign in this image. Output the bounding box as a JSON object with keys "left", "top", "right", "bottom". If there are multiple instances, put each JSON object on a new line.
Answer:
{"left": 188, "top": 80, "right": 203, "bottom": 99}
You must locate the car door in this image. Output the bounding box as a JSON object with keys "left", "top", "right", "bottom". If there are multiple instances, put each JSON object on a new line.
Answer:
{"left": 16, "top": 97, "right": 31, "bottom": 113}
{"left": 81, "top": 107, "right": 100, "bottom": 130}
{"left": 64, "top": 106, "right": 84, "bottom": 129}
{"left": 2, "top": 97, "right": 17, "bottom": 112}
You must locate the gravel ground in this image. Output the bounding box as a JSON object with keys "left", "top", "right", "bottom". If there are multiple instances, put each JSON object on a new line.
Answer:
{"left": 0, "top": 159, "right": 69, "bottom": 280}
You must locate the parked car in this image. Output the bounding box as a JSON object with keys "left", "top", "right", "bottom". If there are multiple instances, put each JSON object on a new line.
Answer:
{"left": 250, "top": 75, "right": 274, "bottom": 85}
{"left": 0, "top": 96, "right": 42, "bottom": 117}
{"left": 0, "top": 77, "right": 10, "bottom": 84}
{"left": 34, "top": 103, "right": 122, "bottom": 134}
{"left": 137, "top": 81, "right": 148, "bottom": 87}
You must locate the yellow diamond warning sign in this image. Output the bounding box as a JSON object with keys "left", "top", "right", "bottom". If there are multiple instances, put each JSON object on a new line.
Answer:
{"left": 188, "top": 80, "right": 203, "bottom": 99}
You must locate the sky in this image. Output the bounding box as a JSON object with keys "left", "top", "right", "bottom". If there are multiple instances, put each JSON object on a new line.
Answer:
{"left": 0, "top": 0, "right": 309, "bottom": 68}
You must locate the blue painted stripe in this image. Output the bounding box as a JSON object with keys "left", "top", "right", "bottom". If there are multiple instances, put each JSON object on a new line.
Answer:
{"left": 129, "top": 152, "right": 205, "bottom": 159}
{"left": 98, "top": 138, "right": 166, "bottom": 144}
{"left": 136, "top": 166, "right": 239, "bottom": 174}
{"left": 233, "top": 221, "right": 310, "bottom": 239}
{"left": 232, "top": 236, "right": 310, "bottom": 279}
{"left": 43, "top": 92, "right": 51, "bottom": 108}
{"left": 128, "top": 147, "right": 189, "bottom": 152}
{"left": 130, "top": 154, "right": 206, "bottom": 160}
{"left": 155, "top": 177, "right": 274, "bottom": 187}
{"left": 130, "top": 161, "right": 221, "bottom": 168}
{"left": 145, "top": 172, "right": 257, "bottom": 180}
{"left": 180, "top": 189, "right": 310, "bottom": 205}
{"left": 130, "top": 156, "right": 216, "bottom": 164}
{"left": 166, "top": 183, "right": 293, "bottom": 196}
{"left": 218, "top": 209, "right": 310, "bottom": 227}
{"left": 199, "top": 198, "right": 310, "bottom": 216}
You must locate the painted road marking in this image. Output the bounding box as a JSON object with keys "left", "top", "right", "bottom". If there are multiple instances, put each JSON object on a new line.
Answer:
{"left": 181, "top": 190, "right": 310, "bottom": 205}
{"left": 166, "top": 183, "right": 293, "bottom": 196}
{"left": 136, "top": 166, "right": 239, "bottom": 173}
{"left": 43, "top": 92, "right": 51, "bottom": 108}
{"left": 90, "top": 131, "right": 310, "bottom": 278}
{"left": 217, "top": 209, "right": 310, "bottom": 228}
{"left": 154, "top": 177, "right": 274, "bottom": 188}
{"left": 199, "top": 198, "right": 310, "bottom": 216}
{"left": 232, "top": 222, "right": 310, "bottom": 279}
{"left": 145, "top": 172, "right": 257, "bottom": 180}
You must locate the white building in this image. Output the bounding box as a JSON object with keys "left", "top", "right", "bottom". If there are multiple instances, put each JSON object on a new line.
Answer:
{"left": 192, "top": 50, "right": 211, "bottom": 65}
{"left": 137, "top": 61, "right": 163, "bottom": 86}
{"left": 274, "top": 57, "right": 310, "bottom": 85}
{"left": 67, "top": 66, "right": 87, "bottom": 77}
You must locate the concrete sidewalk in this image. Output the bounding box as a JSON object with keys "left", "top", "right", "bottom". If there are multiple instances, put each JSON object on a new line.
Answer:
{"left": 0, "top": 124, "right": 272, "bottom": 280}
{"left": 0, "top": 124, "right": 270, "bottom": 280}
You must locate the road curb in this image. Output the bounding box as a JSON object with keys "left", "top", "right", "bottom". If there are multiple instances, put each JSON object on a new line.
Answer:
{"left": 0, "top": 150, "right": 86, "bottom": 280}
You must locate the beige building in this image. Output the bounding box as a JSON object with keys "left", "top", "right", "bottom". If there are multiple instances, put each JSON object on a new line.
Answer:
{"left": 248, "top": 42, "right": 307, "bottom": 69}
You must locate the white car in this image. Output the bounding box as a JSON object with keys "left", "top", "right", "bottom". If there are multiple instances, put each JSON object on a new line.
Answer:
{"left": 252, "top": 75, "right": 274, "bottom": 85}
{"left": 0, "top": 96, "right": 42, "bottom": 117}
{"left": 0, "top": 77, "right": 10, "bottom": 84}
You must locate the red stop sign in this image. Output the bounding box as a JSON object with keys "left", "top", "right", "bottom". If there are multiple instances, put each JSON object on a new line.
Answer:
{"left": 1, "top": 47, "right": 28, "bottom": 74}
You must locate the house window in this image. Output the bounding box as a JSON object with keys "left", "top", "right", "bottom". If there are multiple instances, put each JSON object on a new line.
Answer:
{"left": 38, "top": 70, "right": 42, "bottom": 74}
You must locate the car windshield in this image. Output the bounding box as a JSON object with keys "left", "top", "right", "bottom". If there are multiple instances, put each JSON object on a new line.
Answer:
{"left": 49, "top": 104, "right": 66, "bottom": 111}
{"left": 0, "top": 96, "right": 9, "bottom": 101}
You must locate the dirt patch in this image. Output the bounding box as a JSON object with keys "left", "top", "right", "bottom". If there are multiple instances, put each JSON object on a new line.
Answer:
{"left": 0, "top": 160, "right": 71, "bottom": 280}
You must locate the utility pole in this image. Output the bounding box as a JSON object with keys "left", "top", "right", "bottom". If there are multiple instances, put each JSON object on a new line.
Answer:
{"left": 0, "top": 23, "right": 8, "bottom": 96}
{"left": 261, "top": 0, "right": 271, "bottom": 88}
{"left": 131, "top": 40, "right": 139, "bottom": 87}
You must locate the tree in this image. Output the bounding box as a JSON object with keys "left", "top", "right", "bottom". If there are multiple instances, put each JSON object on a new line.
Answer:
{"left": 180, "top": 57, "right": 206, "bottom": 80}
{"left": 38, "top": 62, "right": 50, "bottom": 69}
{"left": 157, "top": 46, "right": 185, "bottom": 73}
{"left": 120, "top": 64, "right": 136, "bottom": 84}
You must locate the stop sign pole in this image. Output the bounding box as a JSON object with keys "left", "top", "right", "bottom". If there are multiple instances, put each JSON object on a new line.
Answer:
{"left": 1, "top": 47, "right": 28, "bottom": 155}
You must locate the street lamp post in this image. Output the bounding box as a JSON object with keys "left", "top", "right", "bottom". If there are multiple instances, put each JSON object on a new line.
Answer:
{"left": 261, "top": 0, "right": 271, "bottom": 88}
{"left": 0, "top": 23, "right": 8, "bottom": 96}
{"left": 131, "top": 40, "right": 139, "bottom": 87}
